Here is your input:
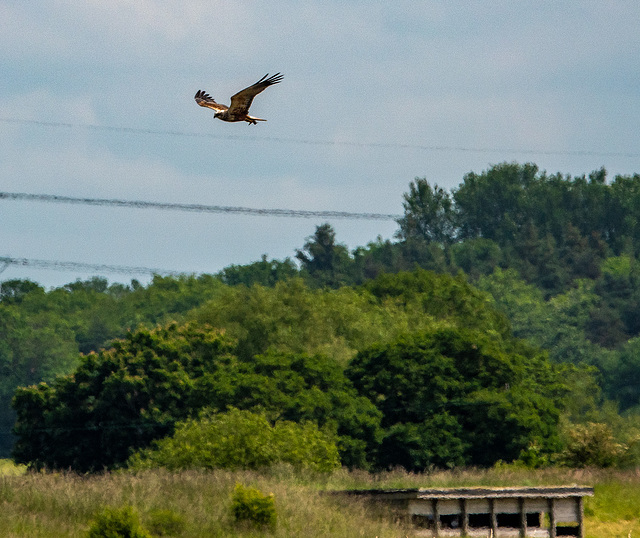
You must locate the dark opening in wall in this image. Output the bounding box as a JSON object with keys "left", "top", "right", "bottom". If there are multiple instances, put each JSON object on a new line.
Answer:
{"left": 496, "top": 512, "right": 541, "bottom": 528}
{"left": 468, "top": 513, "right": 491, "bottom": 527}
{"left": 556, "top": 524, "right": 580, "bottom": 537}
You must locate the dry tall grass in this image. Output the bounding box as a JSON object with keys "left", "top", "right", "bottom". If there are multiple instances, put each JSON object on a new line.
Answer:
{"left": 0, "top": 467, "right": 408, "bottom": 537}
{"left": 1, "top": 463, "right": 640, "bottom": 537}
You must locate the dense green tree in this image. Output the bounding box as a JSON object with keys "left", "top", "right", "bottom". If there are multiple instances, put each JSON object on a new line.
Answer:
{"left": 558, "top": 225, "right": 605, "bottom": 281}
{"left": 476, "top": 268, "right": 626, "bottom": 413}
{"left": 189, "top": 351, "right": 382, "bottom": 468}
{"left": 0, "top": 279, "right": 43, "bottom": 304}
{"left": 396, "top": 178, "right": 456, "bottom": 244}
{"left": 451, "top": 238, "right": 503, "bottom": 279}
{"left": 352, "top": 237, "right": 409, "bottom": 282}
{"left": 190, "top": 270, "right": 511, "bottom": 365}
{"left": 0, "top": 303, "right": 79, "bottom": 455}
{"left": 296, "top": 224, "right": 354, "bottom": 288}
{"left": 218, "top": 255, "right": 298, "bottom": 287}
{"left": 602, "top": 338, "right": 640, "bottom": 413}
{"left": 12, "top": 322, "right": 382, "bottom": 470}
{"left": 510, "top": 222, "right": 565, "bottom": 293}
{"left": 588, "top": 255, "right": 640, "bottom": 347}
{"left": 7, "top": 162, "right": 640, "bottom": 472}
{"left": 386, "top": 164, "right": 640, "bottom": 297}
{"left": 0, "top": 274, "right": 228, "bottom": 457}
{"left": 190, "top": 278, "right": 392, "bottom": 362}
{"left": 477, "top": 269, "right": 604, "bottom": 363}
{"left": 12, "top": 322, "right": 236, "bottom": 471}
{"left": 347, "top": 328, "right": 565, "bottom": 469}
{"left": 363, "top": 269, "right": 511, "bottom": 338}
{"left": 118, "top": 274, "right": 223, "bottom": 329}
{"left": 610, "top": 173, "right": 640, "bottom": 251}
{"left": 454, "top": 162, "right": 538, "bottom": 242}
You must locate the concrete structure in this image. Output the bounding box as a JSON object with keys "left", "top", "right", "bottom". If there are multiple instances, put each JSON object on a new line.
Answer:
{"left": 339, "top": 486, "right": 594, "bottom": 537}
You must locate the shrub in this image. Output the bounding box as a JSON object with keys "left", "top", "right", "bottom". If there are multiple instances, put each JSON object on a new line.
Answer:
{"left": 560, "top": 422, "right": 625, "bottom": 468}
{"left": 146, "top": 509, "right": 186, "bottom": 536}
{"left": 128, "top": 408, "right": 340, "bottom": 472}
{"left": 231, "top": 483, "right": 277, "bottom": 530}
{"left": 87, "top": 506, "right": 151, "bottom": 538}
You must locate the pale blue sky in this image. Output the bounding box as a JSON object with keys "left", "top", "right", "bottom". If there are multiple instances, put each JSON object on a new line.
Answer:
{"left": 1, "top": 1, "right": 639, "bottom": 287}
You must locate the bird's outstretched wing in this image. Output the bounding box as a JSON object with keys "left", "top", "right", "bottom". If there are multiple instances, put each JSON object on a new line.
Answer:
{"left": 194, "top": 90, "right": 228, "bottom": 112}
{"left": 228, "top": 73, "right": 283, "bottom": 116}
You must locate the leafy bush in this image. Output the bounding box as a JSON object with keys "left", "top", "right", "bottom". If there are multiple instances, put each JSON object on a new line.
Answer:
{"left": 231, "top": 483, "right": 277, "bottom": 530}
{"left": 87, "top": 506, "right": 151, "bottom": 538}
{"left": 560, "top": 422, "right": 625, "bottom": 468}
{"left": 128, "top": 408, "right": 340, "bottom": 472}
{"left": 190, "top": 350, "right": 382, "bottom": 469}
{"left": 146, "top": 509, "right": 185, "bottom": 536}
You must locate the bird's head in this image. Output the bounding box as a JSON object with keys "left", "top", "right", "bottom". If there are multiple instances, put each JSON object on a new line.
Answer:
{"left": 214, "top": 111, "right": 223, "bottom": 119}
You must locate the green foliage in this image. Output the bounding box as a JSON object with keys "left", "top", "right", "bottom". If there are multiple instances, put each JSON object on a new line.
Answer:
{"left": 129, "top": 408, "right": 340, "bottom": 473}
{"left": 0, "top": 279, "right": 42, "bottom": 304}
{"left": 296, "top": 223, "right": 354, "bottom": 288}
{"left": 454, "top": 162, "right": 539, "bottom": 242}
{"left": 7, "top": 162, "right": 640, "bottom": 476}
{"left": 231, "top": 483, "right": 277, "bottom": 530}
{"left": 559, "top": 422, "right": 625, "bottom": 468}
{"left": 605, "top": 338, "right": 640, "bottom": 412}
{"left": 396, "top": 178, "right": 455, "bottom": 244}
{"left": 189, "top": 352, "right": 382, "bottom": 469}
{"left": 476, "top": 267, "right": 640, "bottom": 417}
{"left": 12, "top": 318, "right": 377, "bottom": 471}
{"left": 347, "top": 327, "right": 565, "bottom": 470}
{"left": 87, "top": 506, "right": 151, "bottom": 538}
{"left": 146, "top": 509, "right": 185, "bottom": 536}
{"left": 11, "top": 267, "right": 562, "bottom": 472}
{"left": 219, "top": 255, "right": 298, "bottom": 287}
{"left": 12, "top": 322, "right": 236, "bottom": 471}
{"left": 477, "top": 268, "right": 610, "bottom": 363}
{"left": 451, "top": 238, "right": 503, "bottom": 279}
{"left": 191, "top": 269, "right": 509, "bottom": 365}
{"left": 362, "top": 269, "right": 511, "bottom": 338}
{"left": 192, "top": 278, "right": 380, "bottom": 362}
{"left": 0, "top": 273, "right": 224, "bottom": 457}
{"left": 588, "top": 255, "right": 640, "bottom": 347}
{"left": 0, "top": 293, "right": 81, "bottom": 455}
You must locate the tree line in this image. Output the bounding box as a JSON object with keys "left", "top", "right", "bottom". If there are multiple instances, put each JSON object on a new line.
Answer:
{"left": 4, "top": 162, "right": 640, "bottom": 471}
{"left": 12, "top": 271, "right": 567, "bottom": 472}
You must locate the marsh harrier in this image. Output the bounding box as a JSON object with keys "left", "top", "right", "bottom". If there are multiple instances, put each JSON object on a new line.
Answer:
{"left": 194, "top": 73, "right": 283, "bottom": 125}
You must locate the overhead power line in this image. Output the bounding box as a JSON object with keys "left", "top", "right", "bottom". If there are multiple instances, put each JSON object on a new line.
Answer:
{"left": 1, "top": 116, "right": 637, "bottom": 158}
{"left": 0, "top": 192, "right": 401, "bottom": 221}
{"left": 0, "top": 256, "right": 180, "bottom": 277}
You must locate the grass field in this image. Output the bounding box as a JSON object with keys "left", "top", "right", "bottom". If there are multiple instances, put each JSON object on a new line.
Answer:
{"left": 1, "top": 461, "right": 640, "bottom": 536}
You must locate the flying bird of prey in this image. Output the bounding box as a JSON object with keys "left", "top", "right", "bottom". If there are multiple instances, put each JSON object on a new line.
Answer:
{"left": 194, "top": 73, "right": 283, "bottom": 125}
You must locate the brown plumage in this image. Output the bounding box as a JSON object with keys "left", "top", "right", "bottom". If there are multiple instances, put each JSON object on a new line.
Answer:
{"left": 194, "top": 73, "right": 283, "bottom": 125}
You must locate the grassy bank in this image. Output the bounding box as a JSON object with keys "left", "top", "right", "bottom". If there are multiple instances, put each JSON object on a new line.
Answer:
{"left": 1, "top": 463, "right": 640, "bottom": 536}
{"left": 0, "top": 466, "right": 406, "bottom": 537}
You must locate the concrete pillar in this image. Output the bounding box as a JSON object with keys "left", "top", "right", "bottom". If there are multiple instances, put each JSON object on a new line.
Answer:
{"left": 460, "top": 498, "right": 469, "bottom": 536}
{"left": 519, "top": 498, "right": 527, "bottom": 538}
{"left": 489, "top": 498, "right": 498, "bottom": 536}
{"left": 548, "top": 497, "right": 556, "bottom": 538}
{"left": 576, "top": 496, "right": 584, "bottom": 538}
